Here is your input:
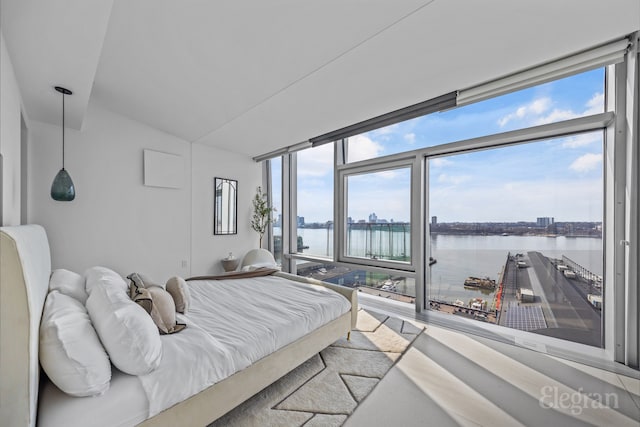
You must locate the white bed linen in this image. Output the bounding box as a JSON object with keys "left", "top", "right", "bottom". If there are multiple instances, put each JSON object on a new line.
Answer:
{"left": 138, "top": 315, "right": 238, "bottom": 417}
{"left": 186, "top": 275, "right": 352, "bottom": 371}
{"left": 38, "top": 274, "right": 351, "bottom": 424}
{"left": 137, "top": 275, "right": 350, "bottom": 417}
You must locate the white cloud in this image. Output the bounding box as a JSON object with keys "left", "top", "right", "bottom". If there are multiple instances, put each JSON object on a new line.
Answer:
{"left": 584, "top": 92, "right": 604, "bottom": 115}
{"left": 297, "top": 143, "right": 334, "bottom": 178}
{"left": 570, "top": 153, "right": 602, "bottom": 173}
{"left": 371, "top": 124, "right": 400, "bottom": 137}
{"left": 430, "top": 157, "right": 453, "bottom": 168}
{"left": 498, "top": 92, "right": 604, "bottom": 129}
{"left": 561, "top": 132, "right": 602, "bottom": 148}
{"left": 376, "top": 170, "right": 398, "bottom": 179}
{"left": 498, "top": 97, "right": 552, "bottom": 127}
{"left": 436, "top": 173, "right": 471, "bottom": 185}
{"left": 404, "top": 133, "right": 416, "bottom": 144}
{"left": 503, "top": 182, "right": 517, "bottom": 191}
{"left": 347, "top": 134, "right": 384, "bottom": 162}
{"left": 534, "top": 109, "right": 578, "bottom": 125}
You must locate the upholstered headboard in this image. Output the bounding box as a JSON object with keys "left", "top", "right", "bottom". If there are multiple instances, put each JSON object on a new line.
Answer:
{"left": 0, "top": 225, "right": 52, "bottom": 427}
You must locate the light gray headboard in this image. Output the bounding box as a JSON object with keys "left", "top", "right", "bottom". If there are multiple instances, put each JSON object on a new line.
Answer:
{"left": 0, "top": 225, "right": 51, "bottom": 427}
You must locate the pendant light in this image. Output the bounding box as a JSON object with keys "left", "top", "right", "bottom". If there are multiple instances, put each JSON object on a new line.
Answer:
{"left": 50, "top": 86, "right": 75, "bottom": 201}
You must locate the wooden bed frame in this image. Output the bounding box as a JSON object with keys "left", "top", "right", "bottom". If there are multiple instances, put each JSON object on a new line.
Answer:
{"left": 0, "top": 225, "right": 357, "bottom": 427}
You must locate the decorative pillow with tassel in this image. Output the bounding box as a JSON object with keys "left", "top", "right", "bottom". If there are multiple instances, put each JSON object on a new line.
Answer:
{"left": 128, "top": 273, "right": 186, "bottom": 335}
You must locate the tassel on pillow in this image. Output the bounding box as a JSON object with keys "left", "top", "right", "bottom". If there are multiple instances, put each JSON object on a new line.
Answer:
{"left": 127, "top": 273, "right": 186, "bottom": 334}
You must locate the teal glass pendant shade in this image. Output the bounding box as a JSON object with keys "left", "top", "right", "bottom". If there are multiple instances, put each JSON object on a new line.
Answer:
{"left": 51, "top": 168, "right": 75, "bottom": 201}
{"left": 51, "top": 86, "right": 75, "bottom": 202}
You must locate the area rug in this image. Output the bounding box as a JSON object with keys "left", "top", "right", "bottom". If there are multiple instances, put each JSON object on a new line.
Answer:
{"left": 209, "top": 309, "right": 424, "bottom": 427}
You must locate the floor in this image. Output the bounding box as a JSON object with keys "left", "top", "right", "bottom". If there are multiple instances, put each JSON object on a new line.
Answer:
{"left": 345, "top": 296, "right": 640, "bottom": 427}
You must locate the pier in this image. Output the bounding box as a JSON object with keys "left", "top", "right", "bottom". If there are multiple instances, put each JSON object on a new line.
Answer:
{"left": 498, "top": 253, "right": 548, "bottom": 331}
{"left": 296, "top": 248, "right": 602, "bottom": 346}
{"left": 561, "top": 255, "right": 603, "bottom": 286}
{"left": 497, "top": 251, "right": 602, "bottom": 346}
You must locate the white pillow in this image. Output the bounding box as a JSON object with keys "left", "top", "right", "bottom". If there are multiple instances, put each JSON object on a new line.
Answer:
{"left": 40, "top": 291, "right": 111, "bottom": 397}
{"left": 49, "top": 269, "right": 89, "bottom": 304}
{"left": 86, "top": 269, "right": 162, "bottom": 375}
{"left": 84, "top": 266, "right": 128, "bottom": 296}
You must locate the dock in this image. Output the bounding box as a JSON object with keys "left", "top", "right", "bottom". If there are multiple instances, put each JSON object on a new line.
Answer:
{"left": 297, "top": 251, "right": 602, "bottom": 346}
{"left": 498, "top": 251, "right": 602, "bottom": 346}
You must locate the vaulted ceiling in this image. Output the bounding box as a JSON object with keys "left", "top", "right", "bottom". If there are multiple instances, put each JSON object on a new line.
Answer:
{"left": 2, "top": 0, "right": 638, "bottom": 157}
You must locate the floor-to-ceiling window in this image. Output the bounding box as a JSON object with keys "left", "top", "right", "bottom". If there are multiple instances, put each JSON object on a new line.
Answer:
{"left": 264, "top": 35, "right": 637, "bottom": 358}
{"left": 338, "top": 66, "right": 608, "bottom": 347}
{"left": 337, "top": 162, "right": 416, "bottom": 300}
{"left": 295, "top": 144, "right": 334, "bottom": 259}
{"left": 427, "top": 131, "right": 604, "bottom": 347}
{"left": 270, "top": 156, "right": 283, "bottom": 265}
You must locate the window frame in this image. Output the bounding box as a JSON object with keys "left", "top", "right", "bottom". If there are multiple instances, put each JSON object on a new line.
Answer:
{"left": 337, "top": 157, "right": 417, "bottom": 272}
{"left": 422, "top": 126, "right": 609, "bottom": 339}
{"left": 264, "top": 38, "right": 638, "bottom": 365}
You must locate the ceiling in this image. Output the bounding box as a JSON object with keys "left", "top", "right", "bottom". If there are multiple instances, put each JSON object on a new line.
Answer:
{"left": 2, "top": 0, "right": 639, "bottom": 157}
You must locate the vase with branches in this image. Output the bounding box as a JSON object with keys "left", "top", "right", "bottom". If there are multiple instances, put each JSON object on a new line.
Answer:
{"left": 250, "top": 186, "right": 275, "bottom": 247}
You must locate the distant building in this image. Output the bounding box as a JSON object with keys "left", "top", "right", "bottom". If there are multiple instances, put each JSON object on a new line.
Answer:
{"left": 536, "top": 217, "right": 554, "bottom": 227}
{"left": 297, "top": 216, "right": 305, "bottom": 227}
{"left": 369, "top": 213, "right": 378, "bottom": 223}
{"left": 431, "top": 216, "right": 437, "bottom": 225}
{"left": 565, "top": 223, "right": 574, "bottom": 234}
{"left": 347, "top": 217, "right": 353, "bottom": 224}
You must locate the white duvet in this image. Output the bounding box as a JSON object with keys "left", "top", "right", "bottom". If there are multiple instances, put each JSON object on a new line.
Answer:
{"left": 139, "top": 275, "right": 351, "bottom": 417}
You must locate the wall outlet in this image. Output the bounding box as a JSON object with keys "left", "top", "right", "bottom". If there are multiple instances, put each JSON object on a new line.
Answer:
{"left": 181, "top": 260, "right": 188, "bottom": 268}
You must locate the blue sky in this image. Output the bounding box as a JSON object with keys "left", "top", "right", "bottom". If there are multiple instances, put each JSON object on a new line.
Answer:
{"left": 288, "top": 68, "right": 605, "bottom": 223}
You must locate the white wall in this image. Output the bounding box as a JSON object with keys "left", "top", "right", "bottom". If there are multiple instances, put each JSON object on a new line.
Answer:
{"left": 0, "top": 33, "right": 23, "bottom": 225}
{"left": 191, "top": 143, "right": 262, "bottom": 275}
{"left": 28, "top": 102, "right": 192, "bottom": 281}
{"left": 28, "top": 101, "right": 263, "bottom": 280}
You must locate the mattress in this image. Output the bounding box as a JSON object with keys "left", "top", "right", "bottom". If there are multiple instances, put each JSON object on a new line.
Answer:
{"left": 186, "top": 275, "right": 352, "bottom": 371}
{"left": 38, "top": 369, "right": 148, "bottom": 427}
{"left": 38, "top": 274, "right": 351, "bottom": 425}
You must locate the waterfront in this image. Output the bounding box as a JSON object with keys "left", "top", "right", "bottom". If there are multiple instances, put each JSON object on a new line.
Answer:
{"left": 288, "top": 228, "right": 602, "bottom": 305}
{"left": 428, "top": 234, "right": 602, "bottom": 304}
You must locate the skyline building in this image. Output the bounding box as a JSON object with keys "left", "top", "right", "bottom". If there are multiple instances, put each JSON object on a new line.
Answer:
{"left": 537, "top": 217, "right": 554, "bottom": 227}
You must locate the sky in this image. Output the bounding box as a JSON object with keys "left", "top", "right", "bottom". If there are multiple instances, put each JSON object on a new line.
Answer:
{"left": 280, "top": 68, "right": 605, "bottom": 224}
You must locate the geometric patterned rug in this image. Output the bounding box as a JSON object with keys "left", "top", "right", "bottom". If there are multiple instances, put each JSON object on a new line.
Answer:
{"left": 209, "top": 309, "right": 424, "bottom": 427}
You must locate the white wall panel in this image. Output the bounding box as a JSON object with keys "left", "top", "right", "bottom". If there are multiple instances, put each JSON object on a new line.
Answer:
{"left": 190, "top": 143, "right": 261, "bottom": 275}
{"left": 28, "top": 103, "right": 191, "bottom": 281}
{"left": 0, "top": 33, "right": 23, "bottom": 225}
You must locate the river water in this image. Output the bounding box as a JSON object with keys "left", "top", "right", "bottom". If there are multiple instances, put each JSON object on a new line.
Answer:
{"left": 286, "top": 228, "right": 603, "bottom": 303}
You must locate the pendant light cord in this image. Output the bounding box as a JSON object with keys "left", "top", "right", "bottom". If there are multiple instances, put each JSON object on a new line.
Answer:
{"left": 62, "top": 92, "right": 65, "bottom": 170}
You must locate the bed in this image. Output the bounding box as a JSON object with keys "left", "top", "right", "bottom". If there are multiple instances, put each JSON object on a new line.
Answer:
{"left": 0, "top": 225, "right": 357, "bottom": 426}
